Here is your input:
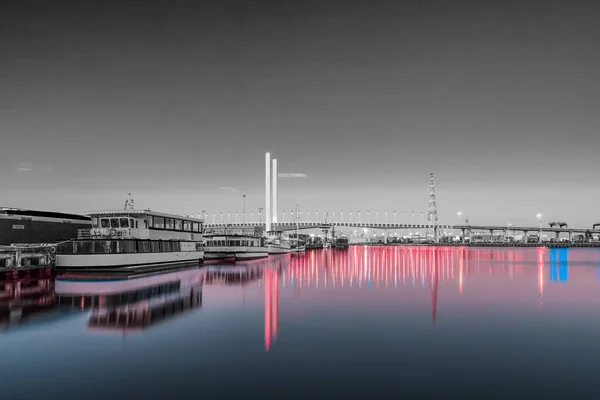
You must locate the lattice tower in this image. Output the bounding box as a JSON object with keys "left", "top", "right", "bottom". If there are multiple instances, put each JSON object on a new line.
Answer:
{"left": 426, "top": 173, "right": 439, "bottom": 238}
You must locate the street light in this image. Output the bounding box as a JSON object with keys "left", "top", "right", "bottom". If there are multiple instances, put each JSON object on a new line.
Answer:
{"left": 242, "top": 194, "right": 246, "bottom": 223}
{"left": 537, "top": 213, "right": 543, "bottom": 243}
{"left": 258, "top": 207, "right": 263, "bottom": 224}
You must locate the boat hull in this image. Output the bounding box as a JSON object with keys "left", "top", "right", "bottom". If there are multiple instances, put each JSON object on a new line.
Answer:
{"left": 55, "top": 250, "right": 204, "bottom": 270}
{"left": 0, "top": 215, "right": 90, "bottom": 246}
{"left": 205, "top": 246, "right": 268, "bottom": 261}
{"left": 268, "top": 245, "right": 292, "bottom": 254}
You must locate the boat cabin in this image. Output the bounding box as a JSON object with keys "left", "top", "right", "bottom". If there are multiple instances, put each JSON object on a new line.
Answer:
{"left": 204, "top": 235, "right": 264, "bottom": 248}
{"left": 83, "top": 209, "right": 204, "bottom": 241}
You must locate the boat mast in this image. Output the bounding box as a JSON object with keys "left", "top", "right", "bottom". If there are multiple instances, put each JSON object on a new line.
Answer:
{"left": 296, "top": 203, "right": 300, "bottom": 242}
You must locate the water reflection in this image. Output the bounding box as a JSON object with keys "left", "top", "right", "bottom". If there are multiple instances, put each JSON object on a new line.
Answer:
{"left": 55, "top": 268, "right": 203, "bottom": 333}
{"left": 1, "top": 248, "right": 600, "bottom": 398}
{"left": 0, "top": 268, "right": 56, "bottom": 332}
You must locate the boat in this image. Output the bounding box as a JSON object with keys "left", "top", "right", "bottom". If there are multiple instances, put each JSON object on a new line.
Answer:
{"left": 203, "top": 234, "right": 268, "bottom": 261}
{"left": 0, "top": 207, "right": 91, "bottom": 246}
{"left": 55, "top": 201, "right": 205, "bottom": 272}
{"left": 334, "top": 237, "right": 350, "bottom": 250}
{"left": 290, "top": 204, "right": 306, "bottom": 253}
{"left": 268, "top": 236, "right": 293, "bottom": 254}
{"left": 55, "top": 267, "right": 203, "bottom": 333}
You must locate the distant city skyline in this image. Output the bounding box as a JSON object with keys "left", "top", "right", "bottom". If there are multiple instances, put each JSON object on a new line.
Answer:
{"left": 1, "top": 0, "right": 599, "bottom": 227}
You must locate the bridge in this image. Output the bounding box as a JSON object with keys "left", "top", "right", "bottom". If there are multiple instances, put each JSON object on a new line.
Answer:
{"left": 201, "top": 152, "right": 600, "bottom": 244}
{"left": 202, "top": 221, "right": 600, "bottom": 242}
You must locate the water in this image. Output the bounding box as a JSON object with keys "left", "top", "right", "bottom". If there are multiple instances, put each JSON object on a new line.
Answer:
{"left": 2, "top": 246, "right": 600, "bottom": 399}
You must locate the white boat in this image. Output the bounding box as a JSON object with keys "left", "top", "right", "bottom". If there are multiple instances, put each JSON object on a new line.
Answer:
{"left": 55, "top": 206, "right": 205, "bottom": 272}
{"left": 204, "top": 234, "right": 268, "bottom": 260}
{"left": 268, "top": 237, "right": 293, "bottom": 254}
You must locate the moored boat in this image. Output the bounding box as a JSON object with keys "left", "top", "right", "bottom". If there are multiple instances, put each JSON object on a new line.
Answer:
{"left": 204, "top": 234, "right": 268, "bottom": 261}
{"left": 55, "top": 207, "right": 205, "bottom": 272}
{"left": 334, "top": 237, "right": 350, "bottom": 250}
{"left": 268, "top": 237, "right": 293, "bottom": 254}
{"left": 0, "top": 207, "right": 91, "bottom": 246}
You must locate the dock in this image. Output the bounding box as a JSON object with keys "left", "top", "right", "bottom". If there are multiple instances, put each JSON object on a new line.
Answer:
{"left": 0, "top": 244, "right": 56, "bottom": 275}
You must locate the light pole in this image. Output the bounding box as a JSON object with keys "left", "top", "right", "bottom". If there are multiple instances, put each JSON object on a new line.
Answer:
{"left": 537, "top": 213, "right": 543, "bottom": 243}
{"left": 411, "top": 211, "right": 414, "bottom": 225}
{"left": 259, "top": 207, "right": 263, "bottom": 224}
{"left": 367, "top": 211, "right": 370, "bottom": 223}
{"left": 385, "top": 212, "right": 387, "bottom": 223}
{"left": 243, "top": 194, "right": 246, "bottom": 223}
{"left": 251, "top": 211, "right": 254, "bottom": 223}
{"left": 350, "top": 210, "right": 352, "bottom": 222}
{"left": 394, "top": 211, "right": 396, "bottom": 223}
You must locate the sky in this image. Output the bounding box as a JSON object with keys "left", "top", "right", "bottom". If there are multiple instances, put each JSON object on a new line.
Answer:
{"left": 1, "top": 0, "right": 600, "bottom": 227}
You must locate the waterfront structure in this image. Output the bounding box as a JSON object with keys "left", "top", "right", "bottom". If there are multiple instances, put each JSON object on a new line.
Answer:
{"left": 265, "top": 152, "right": 272, "bottom": 232}
{"left": 0, "top": 207, "right": 91, "bottom": 246}
{"left": 55, "top": 208, "right": 205, "bottom": 271}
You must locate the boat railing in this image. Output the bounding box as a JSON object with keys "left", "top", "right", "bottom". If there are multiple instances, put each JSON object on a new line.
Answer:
{"left": 77, "top": 228, "right": 150, "bottom": 240}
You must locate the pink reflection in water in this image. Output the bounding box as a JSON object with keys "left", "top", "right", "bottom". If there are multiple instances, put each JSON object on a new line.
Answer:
{"left": 200, "top": 246, "right": 600, "bottom": 351}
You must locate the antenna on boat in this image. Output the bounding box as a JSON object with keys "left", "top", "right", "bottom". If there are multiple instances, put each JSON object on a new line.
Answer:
{"left": 124, "top": 193, "right": 135, "bottom": 210}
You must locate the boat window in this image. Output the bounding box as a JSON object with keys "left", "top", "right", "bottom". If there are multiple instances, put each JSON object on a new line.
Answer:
{"left": 94, "top": 241, "right": 114, "bottom": 254}
{"left": 101, "top": 219, "right": 110, "bottom": 228}
{"left": 74, "top": 241, "right": 93, "bottom": 254}
{"left": 118, "top": 241, "right": 137, "bottom": 253}
{"left": 183, "top": 221, "right": 191, "bottom": 232}
{"left": 120, "top": 218, "right": 129, "bottom": 228}
{"left": 175, "top": 219, "right": 182, "bottom": 231}
{"left": 143, "top": 219, "right": 148, "bottom": 229}
{"left": 91, "top": 217, "right": 98, "bottom": 228}
{"left": 135, "top": 220, "right": 138, "bottom": 229}
{"left": 110, "top": 218, "right": 119, "bottom": 228}
{"left": 192, "top": 222, "right": 199, "bottom": 232}
{"left": 154, "top": 217, "right": 165, "bottom": 229}
{"left": 151, "top": 241, "right": 161, "bottom": 252}
{"left": 147, "top": 216, "right": 153, "bottom": 228}
{"left": 138, "top": 241, "right": 151, "bottom": 253}
{"left": 162, "top": 241, "right": 171, "bottom": 252}
{"left": 166, "top": 218, "right": 174, "bottom": 230}
{"left": 129, "top": 219, "right": 135, "bottom": 228}
{"left": 171, "top": 241, "right": 181, "bottom": 252}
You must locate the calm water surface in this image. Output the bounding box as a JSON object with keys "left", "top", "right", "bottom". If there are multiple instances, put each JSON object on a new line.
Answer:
{"left": 2, "top": 246, "right": 600, "bottom": 399}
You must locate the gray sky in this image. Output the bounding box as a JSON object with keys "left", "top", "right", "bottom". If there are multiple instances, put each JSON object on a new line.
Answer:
{"left": 1, "top": 0, "right": 599, "bottom": 227}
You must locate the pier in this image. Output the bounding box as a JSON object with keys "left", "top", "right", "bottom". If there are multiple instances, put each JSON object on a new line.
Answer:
{"left": 0, "top": 244, "right": 56, "bottom": 272}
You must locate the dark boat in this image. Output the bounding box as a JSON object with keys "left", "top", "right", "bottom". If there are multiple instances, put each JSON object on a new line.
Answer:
{"left": 0, "top": 207, "right": 91, "bottom": 246}
{"left": 334, "top": 237, "right": 350, "bottom": 249}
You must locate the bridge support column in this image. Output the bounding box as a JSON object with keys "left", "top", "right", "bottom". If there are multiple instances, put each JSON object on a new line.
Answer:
{"left": 383, "top": 230, "right": 388, "bottom": 244}
{"left": 569, "top": 231, "right": 573, "bottom": 242}
{"left": 522, "top": 231, "right": 528, "bottom": 243}
{"left": 434, "top": 226, "right": 438, "bottom": 243}
{"left": 503, "top": 229, "right": 507, "bottom": 242}
{"left": 489, "top": 229, "right": 494, "bottom": 243}
{"left": 461, "top": 229, "right": 466, "bottom": 243}
{"left": 555, "top": 231, "right": 560, "bottom": 241}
